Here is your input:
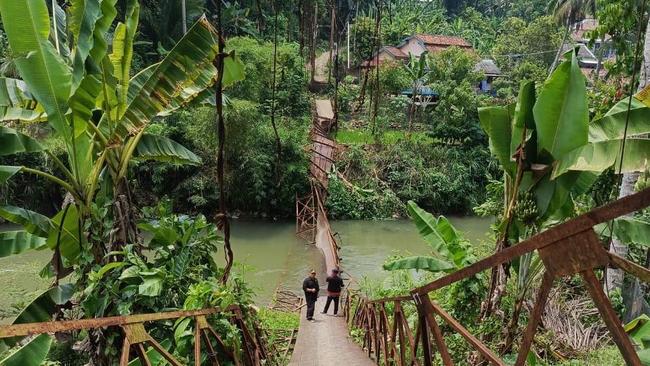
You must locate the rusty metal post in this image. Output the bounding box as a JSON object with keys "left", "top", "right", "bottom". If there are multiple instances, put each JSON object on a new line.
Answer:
{"left": 514, "top": 272, "right": 554, "bottom": 366}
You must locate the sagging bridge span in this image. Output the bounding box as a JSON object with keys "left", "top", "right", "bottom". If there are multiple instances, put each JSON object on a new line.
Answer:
{"left": 2, "top": 98, "right": 650, "bottom": 366}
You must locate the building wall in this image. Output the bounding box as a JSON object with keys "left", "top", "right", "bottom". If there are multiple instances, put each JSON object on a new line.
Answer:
{"left": 399, "top": 38, "right": 426, "bottom": 57}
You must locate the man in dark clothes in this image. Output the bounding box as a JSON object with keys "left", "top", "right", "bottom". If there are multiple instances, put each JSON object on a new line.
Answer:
{"left": 322, "top": 268, "right": 344, "bottom": 315}
{"left": 302, "top": 269, "right": 319, "bottom": 321}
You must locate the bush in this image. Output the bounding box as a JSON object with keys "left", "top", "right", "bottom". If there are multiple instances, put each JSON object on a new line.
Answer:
{"left": 326, "top": 175, "right": 404, "bottom": 220}
{"left": 335, "top": 141, "right": 498, "bottom": 216}
{"left": 226, "top": 37, "right": 310, "bottom": 118}
{"left": 133, "top": 100, "right": 311, "bottom": 217}
{"left": 426, "top": 47, "right": 487, "bottom": 144}
{"left": 379, "top": 61, "right": 411, "bottom": 95}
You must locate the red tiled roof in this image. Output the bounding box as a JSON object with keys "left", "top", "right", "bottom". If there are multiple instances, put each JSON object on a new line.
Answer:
{"left": 413, "top": 34, "right": 471, "bottom": 48}
{"left": 383, "top": 46, "right": 408, "bottom": 59}
{"left": 361, "top": 47, "right": 408, "bottom": 67}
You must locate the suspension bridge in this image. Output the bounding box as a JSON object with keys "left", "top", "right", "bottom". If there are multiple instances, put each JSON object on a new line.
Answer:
{"left": 1, "top": 97, "right": 650, "bottom": 365}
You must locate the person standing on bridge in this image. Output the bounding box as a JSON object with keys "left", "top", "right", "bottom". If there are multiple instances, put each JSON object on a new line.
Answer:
{"left": 322, "top": 268, "right": 344, "bottom": 316}
{"left": 302, "top": 269, "right": 320, "bottom": 321}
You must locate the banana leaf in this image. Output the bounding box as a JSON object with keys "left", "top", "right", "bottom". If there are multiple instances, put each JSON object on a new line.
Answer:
{"left": 111, "top": 15, "right": 244, "bottom": 140}
{"left": 553, "top": 139, "right": 650, "bottom": 178}
{"left": 2, "top": 284, "right": 74, "bottom": 347}
{"left": 0, "top": 166, "right": 21, "bottom": 184}
{"left": 478, "top": 104, "right": 515, "bottom": 177}
{"left": 69, "top": 0, "right": 104, "bottom": 87}
{"left": 0, "top": 334, "right": 52, "bottom": 366}
{"left": 383, "top": 256, "right": 455, "bottom": 272}
{"left": 0, "top": 126, "right": 44, "bottom": 156}
{"left": 596, "top": 217, "right": 650, "bottom": 246}
{"left": 406, "top": 200, "right": 460, "bottom": 261}
{"left": 134, "top": 134, "right": 202, "bottom": 165}
{"left": 109, "top": 0, "right": 139, "bottom": 113}
{"left": 0, "top": 231, "right": 47, "bottom": 257}
{"left": 589, "top": 98, "right": 650, "bottom": 142}
{"left": 533, "top": 52, "right": 588, "bottom": 161}
{"left": 46, "top": 206, "right": 81, "bottom": 263}
{"left": 0, "top": 0, "right": 73, "bottom": 145}
{"left": 0, "top": 206, "right": 52, "bottom": 236}
{"left": 511, "top": 80, "right": 537, "bottom": 163}
{"left": 0, "top": 78, "right": 46, "bottom": 122}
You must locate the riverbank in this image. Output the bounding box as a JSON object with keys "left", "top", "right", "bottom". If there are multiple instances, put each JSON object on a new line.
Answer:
{"left": 0, "top": 217, "right": 490, "bottom": 323}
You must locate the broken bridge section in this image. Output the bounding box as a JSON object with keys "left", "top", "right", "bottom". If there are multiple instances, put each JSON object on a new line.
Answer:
{"left": 290, "top": 98, "right": 372, "bottom": 365}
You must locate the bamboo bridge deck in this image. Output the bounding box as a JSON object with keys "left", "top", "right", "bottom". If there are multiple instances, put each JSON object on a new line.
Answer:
{"left": 291, "top": 97, "right": 650, "bottom": 366}
{"left": 289, "top": 99, "right": 373, "bottom": 365}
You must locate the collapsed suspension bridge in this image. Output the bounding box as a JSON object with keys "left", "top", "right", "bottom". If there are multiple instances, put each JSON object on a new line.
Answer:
{"left": 290, "top": 97, "right": 650, "bottom": 366}
{"left": 2, "top": 97, "right": 650, "bottom": 365}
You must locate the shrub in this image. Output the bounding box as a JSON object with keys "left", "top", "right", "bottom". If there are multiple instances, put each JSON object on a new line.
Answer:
{"left": 134, "top": 100, "right": 311, "bottom": 217}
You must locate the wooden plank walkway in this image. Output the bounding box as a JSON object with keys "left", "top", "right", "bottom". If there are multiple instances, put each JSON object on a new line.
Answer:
{"left": 289, "top": 99, "right": 373, "bottom": 365}
{"left": 288, "top": 297, "right": 374, "bottom": 366}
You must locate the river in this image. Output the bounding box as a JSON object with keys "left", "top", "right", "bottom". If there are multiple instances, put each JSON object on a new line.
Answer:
{"left": 0, "top": 217, "right": 491, "bottom": 322}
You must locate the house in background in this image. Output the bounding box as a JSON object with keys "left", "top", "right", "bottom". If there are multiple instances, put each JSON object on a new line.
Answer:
{"left": 396, "top": 34, "right": 473, "bottom": 57}
{"left": 361, "top": 33, "right": 473, "bottom": 68}
{"left": 474, "top": 59, "right": 501, "bottom": 95}
{"left": 562, "top": 18, "right": 613, "bottom": 81}
{"left": 361, "top": 46, "right": 408, "bottom": 68}
{"left": 361, "top": 33, "right": 501, "bottom": 97}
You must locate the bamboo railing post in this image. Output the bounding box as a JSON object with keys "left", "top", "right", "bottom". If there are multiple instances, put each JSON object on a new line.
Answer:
{"left": 380, "top": 303, "right": 390, "bottom": 364}
{"left": 390, "top": 301, "right": 401, "bottom": 366}
{"left": 136, "top": 343, "right": 153, "bottom": 366}
{"left": 119, "top": 336, "right": 131, "bottom": 366}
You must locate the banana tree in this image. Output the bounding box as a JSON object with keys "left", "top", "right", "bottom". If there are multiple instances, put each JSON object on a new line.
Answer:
{"left": 478, "top": 50, "right": 593, "bottom": 351}
{"left": 478, "top": 49, "right": 650, "bottom": 352}
{"left": 0, "top": 0, "right": 243, "bottom": 256}
{"left": 0, "top": 0, "right": 243, "bottom": 359}
{"left": 383, "top": 200, "right": 474, "bottom": 273}
{"left": 402, "top": 51, "right": 429, "bottom": 133}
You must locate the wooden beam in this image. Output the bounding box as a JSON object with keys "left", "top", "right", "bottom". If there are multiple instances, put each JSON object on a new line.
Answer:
{"left": 413, "top": 188, "right": 650, "bottom": 295}
{"left": 0, "top": 306, "right": 239, "bottom": 338}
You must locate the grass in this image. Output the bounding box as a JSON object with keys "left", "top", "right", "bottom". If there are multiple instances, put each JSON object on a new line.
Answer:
{"left": 335, "top": 129, "right": 434, "bottom": 145}
{"left": 555, "top": 346, "right": 625, "bottom": 365}
{"left": 257, "top": 308, "right": 300, "bottom": 331}
{"left": 257, "top": 308, "right": 300, "bottom": 364}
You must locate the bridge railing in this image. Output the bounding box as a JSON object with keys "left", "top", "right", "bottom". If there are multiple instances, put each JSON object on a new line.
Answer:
{"left": 344, "top": 188, "right": 650, "bottom": 366}
{"left": 0, "top": 305, "right": 270, "bottom": 366}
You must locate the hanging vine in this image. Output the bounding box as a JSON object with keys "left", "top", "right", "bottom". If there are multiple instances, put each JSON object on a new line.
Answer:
{"left": 270, "top": 0, "right": 283, "bottom": 203}
{"left": 370, "top": 0, "right": 382, "bottom": 136}
{"left": 212, "top": 0, "right": 234, "bottom": 285}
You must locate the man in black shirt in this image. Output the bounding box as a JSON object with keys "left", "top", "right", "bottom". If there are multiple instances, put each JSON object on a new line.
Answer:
{"left": 302, "top": 269, "right": 319, "bottom": 321}
{"left": 322, "top": 268, "right": 344, "bottom": 315}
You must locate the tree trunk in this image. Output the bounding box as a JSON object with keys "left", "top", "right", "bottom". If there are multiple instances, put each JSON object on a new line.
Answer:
{"left": 328, "top": 2, "right": 335, "bottom": 84}
{"left": 110, "top": 177, "right": 140, "bottom": 252}
{"left": 607, "top": 17, "right": 650, "bottom": 301}
{"left": 594, "top": 41, "right": 605, "bottom": 83}
{"left": 299, "top": 2, "right": 305, "bottom": 57}
{"left": 408, "top": 81, "right": 416, "bottom": 133}
{"left": 181, "top": 0, "right": 187, "bottom": 34}
{"left": 309, "top": 1, "right": 318, "bottom": 85}
{"left": 549, "top": 19, "right": 571, "bottom": 75}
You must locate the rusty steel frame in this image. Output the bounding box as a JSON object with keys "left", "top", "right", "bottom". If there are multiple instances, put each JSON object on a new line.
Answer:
{"left": 0, "top": 305, "right": 269, "bottom": 366}
{"left": 344, "top": 188, "right": 650, "bottom": 366}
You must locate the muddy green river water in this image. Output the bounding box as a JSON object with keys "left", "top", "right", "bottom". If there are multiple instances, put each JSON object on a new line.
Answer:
{"left": 0, "top": 217, "right": 490, "bottom": 322}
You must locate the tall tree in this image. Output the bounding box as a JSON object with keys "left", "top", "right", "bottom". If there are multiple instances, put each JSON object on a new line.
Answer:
{"left": 606, "top": 14, "right": 650, "bottom": 297}
{"left": 548, "top": 0, "right": 596, "bottom": 73}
